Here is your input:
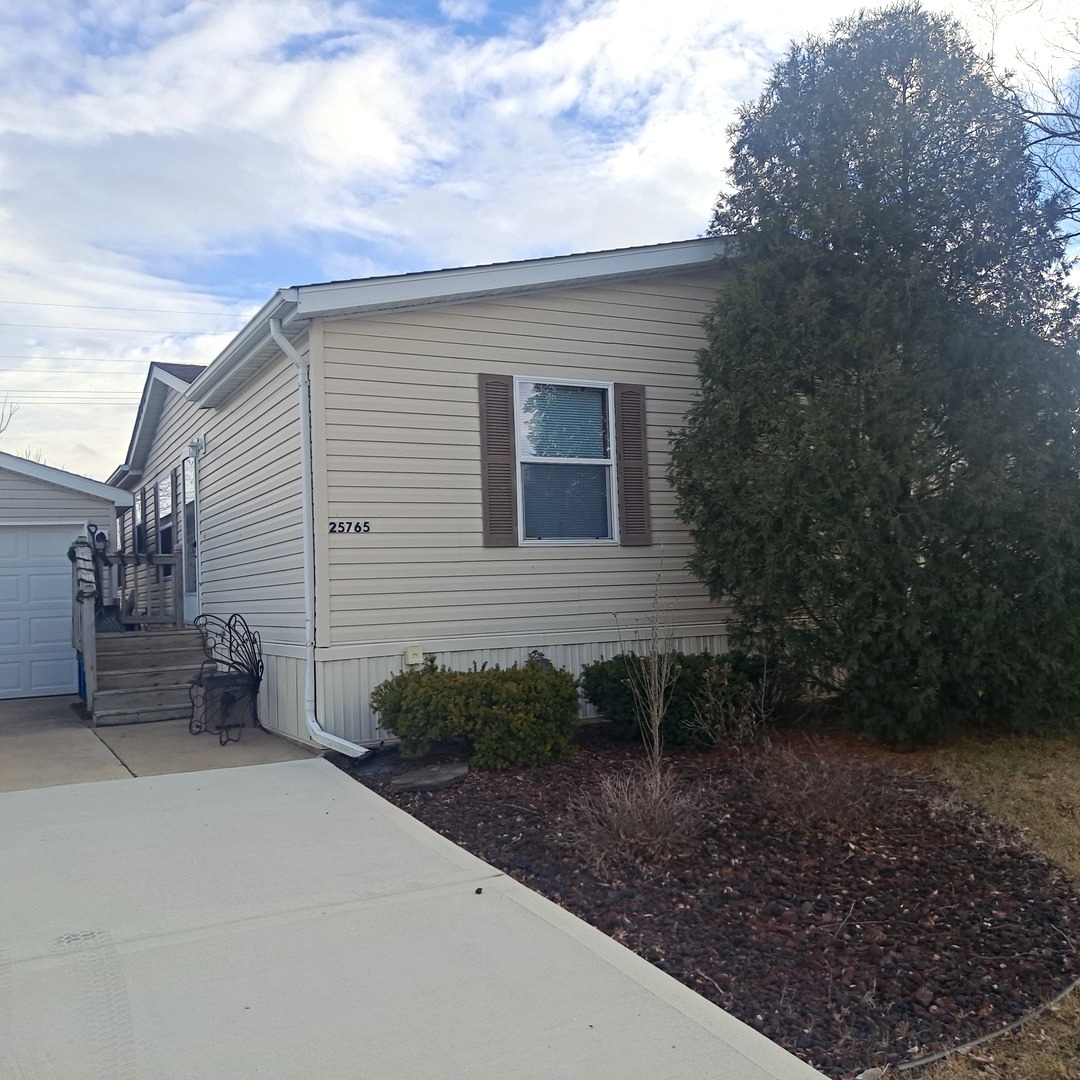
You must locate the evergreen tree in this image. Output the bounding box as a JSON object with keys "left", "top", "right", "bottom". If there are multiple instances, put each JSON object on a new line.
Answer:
{"left": 670, "top": 3, "right": 1080, "bottom": 744}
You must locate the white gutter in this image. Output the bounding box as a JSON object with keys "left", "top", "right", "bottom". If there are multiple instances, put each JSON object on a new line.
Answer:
{"left": 188, "top": 290, "right": 300, "bottom": 407}
{"left": 269, "top": 317, "right": 370, "bottom": 760}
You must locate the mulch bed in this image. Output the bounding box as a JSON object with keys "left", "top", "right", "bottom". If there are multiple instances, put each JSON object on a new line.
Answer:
{"left": 349, "top": 726, "right": 1079, "bottom": 1078}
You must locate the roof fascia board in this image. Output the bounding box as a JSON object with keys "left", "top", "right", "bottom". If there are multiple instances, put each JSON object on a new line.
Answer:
{"left": 154, "top": 367, "right": 198, "bottom": 395}
{"left": 0, "top": 451, "right": 134, "bottom": 506}
{"left": 294, "top": 237, "right": 728, "bottom": 321}
{"left": 186, "top": 291, "right": 299, "bottom": 405}
{"left": 113, "top": 364, "right": 198, "bottom": 486}
{"left": 182, "top": 238, "right": 728, "bottom": 411}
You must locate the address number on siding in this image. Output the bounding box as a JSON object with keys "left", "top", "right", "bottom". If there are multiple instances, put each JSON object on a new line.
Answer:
{"left": 328, "top": 521, "right": 371, "bottom": 534}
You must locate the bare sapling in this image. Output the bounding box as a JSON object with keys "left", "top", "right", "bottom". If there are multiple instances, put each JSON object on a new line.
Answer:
{"left": 616, "top": 571, "right": 677, "bottom": 776}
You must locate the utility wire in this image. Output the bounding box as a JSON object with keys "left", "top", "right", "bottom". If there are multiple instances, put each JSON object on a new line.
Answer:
{"left": 0, "top": 299, "right": 248, "bottom": 318}
{"left": 0, "top": 322, "right": 234, "bottom": 334}
{"left": 0, "top": 360, "right": 187, "bottom": 369}
{"left": 0, "top": 367, "right": 154, "bottom": 375}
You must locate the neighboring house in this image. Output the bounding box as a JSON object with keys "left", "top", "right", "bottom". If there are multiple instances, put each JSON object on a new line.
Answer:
{"left": 107, "top": 237, "right": 731, "bottom": 755}
{"left": 0, "top": 452, "right": 132, "bottom": 699}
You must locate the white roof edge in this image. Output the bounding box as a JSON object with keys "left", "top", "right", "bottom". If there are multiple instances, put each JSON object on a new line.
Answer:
{"left": 108, "top": 362, "right": 205, "bottom": 486}
{"left": 185, "top": 238, "right": 728, "bottom": 410}
{"left": 295, "top": 236, "right": 728, "bottom": 319}
{"left": 152, "top": 366, "right": 199, "bottom": 395}
{"left": 186, "top": 290, "right": 299, "bottom": 405}
{"left": 0, "top": 450, "right": 134, "bottom": 506}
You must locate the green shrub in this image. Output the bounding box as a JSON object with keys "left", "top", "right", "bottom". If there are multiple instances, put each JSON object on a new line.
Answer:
{"left": 370, "top": 657, "right": 579, "bottom": 768}
{"left": 580, "top": 650, "right": 765, "bottom": 746}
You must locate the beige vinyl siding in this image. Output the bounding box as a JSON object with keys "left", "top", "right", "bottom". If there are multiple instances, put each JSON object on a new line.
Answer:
{"left": 133, "top": 356, "right": 306, "bottom": 643}
{"left": 0, "top": 471, "right": 116, "bottom": 526}
{"left": 318, "top": 269, "right": 727, "bottom": 652}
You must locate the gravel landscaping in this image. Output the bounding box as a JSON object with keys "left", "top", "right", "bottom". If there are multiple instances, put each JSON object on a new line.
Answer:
{"left": 349, "top": 726, "right": 1079, "bottom": 1079}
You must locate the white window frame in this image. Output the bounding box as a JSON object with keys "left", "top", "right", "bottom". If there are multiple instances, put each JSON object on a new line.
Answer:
{"left": 181, "top": 453, "right": 201, "bottom": 620}
{"left": 513, "top": 375, "right": 620, "bottom": 546}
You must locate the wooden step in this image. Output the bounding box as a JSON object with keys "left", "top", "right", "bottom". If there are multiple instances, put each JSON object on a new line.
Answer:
{"left": 95, "top": 633, "right": 206, "bottom": 671}
{"left": 93, "top": 703, "right": 194, "bottom": 726}
{"left": 97, "top": 649, "right": 206, "bottom": 673}
{"left": 96, "top": 629, "right": 203, "bottom": 656}
{"left": 93, "top": 685, "right": 193, "bottom": 714}
{"left": 96, "top": 664, "right": 204, "bottom": 691}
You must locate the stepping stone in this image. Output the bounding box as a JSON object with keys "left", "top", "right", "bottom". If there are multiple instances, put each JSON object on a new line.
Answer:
{"left": 390, "top": 762, "right": 469, "bottom": 793}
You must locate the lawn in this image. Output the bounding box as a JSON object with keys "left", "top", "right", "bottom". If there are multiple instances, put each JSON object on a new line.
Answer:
{"left": 917, "top": 733, "right": 1080, "bottom": 1079}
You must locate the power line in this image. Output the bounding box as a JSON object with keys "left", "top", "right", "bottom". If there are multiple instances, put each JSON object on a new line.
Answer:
{"left": 11, "top": 398, "right": 142, "bottom": 404}
{"left": 0, "top": 360, "right": 181, "bottom": 369}
{"left": 0, "top": 298, "right": 249, "bottom": 318}
{"left": 0, "top": 322, "right": 235, "bottom": 335}
{"left": 0, "top": 367, "right": 151, "bottom": 375}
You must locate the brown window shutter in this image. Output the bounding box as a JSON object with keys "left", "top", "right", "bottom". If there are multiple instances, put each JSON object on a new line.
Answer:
{"left": 615, "top": 383, "right": 651, "bottom": 546}
{"left": 479, "top": 374, "right": 518, "bottom": 547}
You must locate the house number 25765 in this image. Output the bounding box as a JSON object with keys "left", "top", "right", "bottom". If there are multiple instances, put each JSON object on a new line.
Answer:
{"left": 328, "top": 521, "right": 371, "bottom": 534}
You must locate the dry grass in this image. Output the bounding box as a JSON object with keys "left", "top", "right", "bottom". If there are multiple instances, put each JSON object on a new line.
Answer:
{"left": 933, "top": 732, "right": 1080, "bottom": 882}
{"left": 915, "top": 993, "right": 1080, "bottom": 1078}
{"left": 915, "top": 731, "right": 1080, "bottom": 1079}
{"left": 564, "top": 764, "right": 704, "bottom": 869}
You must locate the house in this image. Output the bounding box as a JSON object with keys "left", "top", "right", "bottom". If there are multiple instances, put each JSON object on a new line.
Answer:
{"left": 0, "top": 452, "right": 132, "bottom": 699}
{"left": 105, "top": 237, "right": 732, "bottom": 755}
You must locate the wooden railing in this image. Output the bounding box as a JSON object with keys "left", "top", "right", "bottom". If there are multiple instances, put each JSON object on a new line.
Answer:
{"left": 108, "top": 551, "right": 184, "bottom": 628}
{"left": 71, "top": 535, "right": 99, "bottom": 712}
{"left": 71, "top": 532, "right": 184, "bottom": 714}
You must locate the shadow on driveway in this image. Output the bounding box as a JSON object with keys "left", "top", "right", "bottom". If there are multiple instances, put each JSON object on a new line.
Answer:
{"left": 0, "top": 695, "right": 313, "bottom": 793}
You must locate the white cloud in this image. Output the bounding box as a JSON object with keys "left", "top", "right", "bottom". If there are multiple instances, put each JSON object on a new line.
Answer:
{"left": 0, "top": 0, "right": 1073, "bottom": 476}
{"left": 440, "top": 0, "right": 489, "bottom": 22}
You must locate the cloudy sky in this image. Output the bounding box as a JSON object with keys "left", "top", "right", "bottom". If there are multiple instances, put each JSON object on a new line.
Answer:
{"left": 0, "top": 0, "right": 1073, "bottom": 479}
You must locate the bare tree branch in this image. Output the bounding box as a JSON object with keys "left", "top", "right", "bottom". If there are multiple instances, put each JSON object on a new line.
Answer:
{"left": 0, "top": 396, "right": 18, "bottom": 436}
{"left": 967, "top": 0, "right": 1080, "bottom": 233}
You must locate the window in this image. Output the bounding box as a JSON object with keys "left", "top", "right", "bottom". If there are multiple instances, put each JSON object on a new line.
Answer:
{"left": 156, "top": 474, "right": 174, "bottom": 554}
{"left": 517, "top": 380, "right": 614, "bottom": 541}
{"left": 479, "top": 374, "right": 651, "bottom": 548}
{"left": 156, "top": 473, "right": 174, "bottom": 578}
{"left": 134, "top": 488, "right": 147, "bottom": 554}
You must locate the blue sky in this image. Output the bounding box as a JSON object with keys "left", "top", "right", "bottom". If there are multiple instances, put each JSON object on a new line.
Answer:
{"left": 0, "top": 0, "right": 1074, "bottom": 478}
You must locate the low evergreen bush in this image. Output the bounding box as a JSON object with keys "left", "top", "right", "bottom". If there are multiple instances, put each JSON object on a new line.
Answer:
{"left": 370, "top": 657, "right": 579, "bottom": 768}
{"left": 580, "top": 650, "right": 765, "bottom": 746}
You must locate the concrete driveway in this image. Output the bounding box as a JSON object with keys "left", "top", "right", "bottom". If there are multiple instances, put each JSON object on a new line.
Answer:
{"left": 0, "top": 700, "right": 826, "bottom": 1079}
{"left": 0, "top": 695, "right": 312, "bottom": 792}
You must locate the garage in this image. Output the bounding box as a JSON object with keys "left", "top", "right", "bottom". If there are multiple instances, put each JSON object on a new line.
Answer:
{"left": 0, "top": 453, "right": 132, "bottom": 700}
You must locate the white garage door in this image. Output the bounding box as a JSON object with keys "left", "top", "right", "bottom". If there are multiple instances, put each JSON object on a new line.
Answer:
{"left": 0, "top": 524, "right": 79, "bottom": 699}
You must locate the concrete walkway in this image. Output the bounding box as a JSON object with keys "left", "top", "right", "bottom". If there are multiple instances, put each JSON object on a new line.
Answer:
{"left": 0, "top": 695, "right": 313, "bottom": 792}
{"left": 0, "top": 696, "right": 826, "bottom": 1078}
{"left": 0, "top": 758, "right": 826, "bottom": 1079}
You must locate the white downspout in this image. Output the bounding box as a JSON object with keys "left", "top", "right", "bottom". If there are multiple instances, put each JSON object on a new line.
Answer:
{"left": 269, "top": 318, "right": 370, "bottom": 759}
